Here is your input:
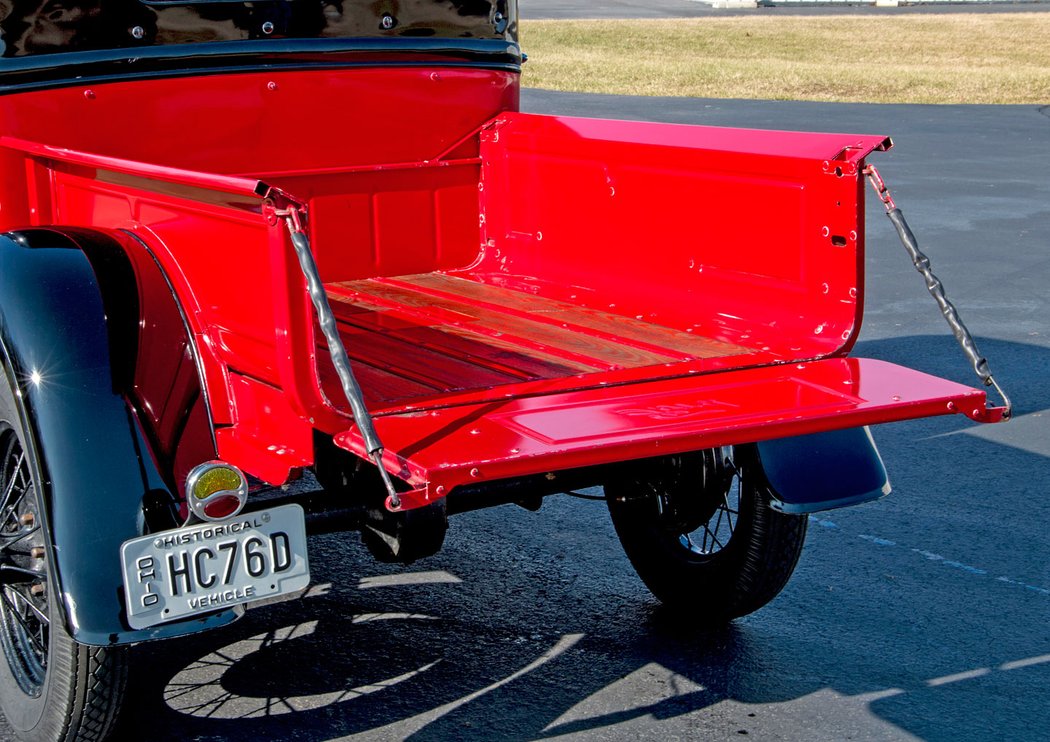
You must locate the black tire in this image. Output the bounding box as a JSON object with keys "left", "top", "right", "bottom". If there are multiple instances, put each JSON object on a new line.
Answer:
{"left": 0, "top": 381, "right": 127, "bottom": 742}
{"left": 606, "top": 445, "right": 808, "bottom": 623}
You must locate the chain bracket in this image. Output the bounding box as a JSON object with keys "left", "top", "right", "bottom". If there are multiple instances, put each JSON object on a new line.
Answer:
{"left": 862, "top": 165, "right": 1011, "bottom": 422}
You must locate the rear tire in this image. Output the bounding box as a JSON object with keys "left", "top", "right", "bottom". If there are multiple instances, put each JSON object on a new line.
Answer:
{"left": 606, "top": 445, "right": 807, "bottom": 623}
{"left": 0, "top": 381, "right": 127, "bottom": 741}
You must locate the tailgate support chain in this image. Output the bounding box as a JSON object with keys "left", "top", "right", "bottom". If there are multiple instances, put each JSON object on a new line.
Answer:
{"left": 268, "top": 201, "right": 403, "bottom": 509}
{"left": 864, "top": 165, "right": 1012, "bottom": 421}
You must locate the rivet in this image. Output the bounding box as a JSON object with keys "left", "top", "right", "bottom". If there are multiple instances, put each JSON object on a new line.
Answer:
{"left": 849, "top": 230, "right": 858, "bottom": 241}
{"left": 435, "top": 485, "right": 446, "bottom": 496}
{"left": 131, "top": 25, "right": 145, "bottom": 39}
{"left": 469, "top": 467, "right": 480, "bottom": 478}
{"left": 947, "top": 401, "right": 957, "bottom": 411}
{"left": 267, "top": 81, "right": 278, "bottom": 91}
{"left": 380, "top": 14, "right": 396, "bottom": 30}
{"left": 821, "top": 226, "right": 830, "bottom": 237}
{"left": 83, "top": 89, "right": 96, "bottom": 100}
{"left": 261, "top": 21, "right": 274, "bottom": 35}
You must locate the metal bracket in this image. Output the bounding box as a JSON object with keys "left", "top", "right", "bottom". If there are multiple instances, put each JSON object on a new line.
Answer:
{"left": 863, "top": 165, "right": 1011, "bottom": 422}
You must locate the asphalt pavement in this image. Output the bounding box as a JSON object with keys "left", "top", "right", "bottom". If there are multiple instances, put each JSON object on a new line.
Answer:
{"left": 2, "top": 8, "right": 1048, "bottom": 738}
{"left": 78, "top": 96, "right": 1047, "bottom": 742}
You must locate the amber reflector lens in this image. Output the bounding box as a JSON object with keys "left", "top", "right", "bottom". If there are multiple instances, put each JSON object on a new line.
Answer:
{"left": 193, "top": 467, "right": 243, "bottom": 500}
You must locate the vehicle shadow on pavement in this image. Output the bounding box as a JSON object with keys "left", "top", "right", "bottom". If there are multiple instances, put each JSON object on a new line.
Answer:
{"left": 112, "top": 335, "right": 1049, "bottom": 742}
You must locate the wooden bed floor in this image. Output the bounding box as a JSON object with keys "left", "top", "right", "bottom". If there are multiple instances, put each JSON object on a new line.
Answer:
{"left": 323, "top": 273, "right": 752, "bottom": 409}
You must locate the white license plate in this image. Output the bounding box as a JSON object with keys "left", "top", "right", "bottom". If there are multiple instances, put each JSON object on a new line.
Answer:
{"left": 120, "top": 504, "right": 310, "bottom": 630}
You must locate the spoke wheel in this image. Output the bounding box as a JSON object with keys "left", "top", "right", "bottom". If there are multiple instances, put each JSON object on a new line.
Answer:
{"left": 0, "top": 383, "right": 128, "bottom": 742}
{"left": 606, "top": 445, "right": 808, "bottom": 624}
{"left": 0, "top": 429, "right": 49, "bottom": 697}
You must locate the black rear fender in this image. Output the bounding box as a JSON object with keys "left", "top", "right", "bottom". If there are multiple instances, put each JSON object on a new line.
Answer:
{"left": 0, "top": 227, "right": 237, "bottom": 645}
{"left": 756, "top": 427, "right": 891, "bottom": 514}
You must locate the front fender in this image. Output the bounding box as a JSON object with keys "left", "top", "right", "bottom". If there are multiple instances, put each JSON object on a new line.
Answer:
{"left": 0, "top": 228, "right": 238, "bottom": 645}
{"left": 756, "top": 426, "right": 891, "bottom": 514}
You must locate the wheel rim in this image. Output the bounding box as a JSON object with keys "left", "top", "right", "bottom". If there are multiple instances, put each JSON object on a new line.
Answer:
{"left": 0, "top": 427, "right": 48, "bottom": 697}
{"left": 647, "top": 446, "right": 742, "bottom": 559}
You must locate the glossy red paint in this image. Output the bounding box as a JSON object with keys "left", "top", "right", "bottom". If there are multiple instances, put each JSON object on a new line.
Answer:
{"left": 335, "top": 357, "right": 991, "bottom": 511}
{"left": 473, "top": 113, "right": 890, "bottom": 360}
{"left": 0, "top": 66, "right": 1002, "bottom": 500}
{"left": 0, "top": 68, "right": 518, "bottom": 173}
{"left": 0, "top": 67, "right": 517, "bottom": 483}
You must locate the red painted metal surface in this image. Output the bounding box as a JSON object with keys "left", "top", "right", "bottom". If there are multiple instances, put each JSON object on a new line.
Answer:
{"left": 0, "top": 67, "right": 516, "bottom": 484}
{"left": 335, "top": 358, "right": 991, "bottom": 511}
{"left": 0, "top": 66, "right": 1002, "bottom": 500}
{"left": 473, "top": 113, "right": 891, "bottom": 360}
{"left": 0, "top": 68, "right": 518, "bottom": 174}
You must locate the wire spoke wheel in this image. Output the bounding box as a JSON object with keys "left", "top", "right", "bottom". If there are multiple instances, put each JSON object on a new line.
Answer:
{"left": 0, "top": 386, "right": 128, "bottom": 742}
{"left": 606, "top": 445, "right": 808, "bottom": 624}
{"left": 0, "top": 429, "right": 48, "bottom": 697}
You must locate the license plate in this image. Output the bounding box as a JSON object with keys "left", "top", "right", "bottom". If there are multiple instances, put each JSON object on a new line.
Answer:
{"left": 120, "top": 504, "right": 310, "bottom": 630}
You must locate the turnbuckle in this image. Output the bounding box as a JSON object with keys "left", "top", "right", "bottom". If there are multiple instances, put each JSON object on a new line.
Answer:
{"left": 863, "top": 165, "right": 1012, "bottom": 421}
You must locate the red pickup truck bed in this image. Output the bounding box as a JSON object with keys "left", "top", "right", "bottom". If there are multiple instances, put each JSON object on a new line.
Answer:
{"left": 0, "top": 95, "right": 999, "bottom": 500}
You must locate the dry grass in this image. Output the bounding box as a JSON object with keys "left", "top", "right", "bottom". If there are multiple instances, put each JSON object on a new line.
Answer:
{"left": 520, "top": 14, "right": 1050, "bottom": 104}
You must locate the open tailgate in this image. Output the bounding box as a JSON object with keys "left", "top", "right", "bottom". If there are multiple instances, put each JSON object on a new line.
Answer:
{"left": 335, "top": 357, "right": 998, "bottom": 510}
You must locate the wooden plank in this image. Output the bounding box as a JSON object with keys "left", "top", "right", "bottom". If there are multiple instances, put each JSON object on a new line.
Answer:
{"left": 329, "top": 279, "right": 681, "bottom": 370}
{"left": 394, "top": 273, "right": 751, "bottom": 360}
{"left": 329, "top": 294, "right": 600, "bottom": 379}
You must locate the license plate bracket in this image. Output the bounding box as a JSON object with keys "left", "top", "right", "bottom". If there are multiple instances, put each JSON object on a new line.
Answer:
{"left": 120, "top": 504, "right": 310, "bottom": 630}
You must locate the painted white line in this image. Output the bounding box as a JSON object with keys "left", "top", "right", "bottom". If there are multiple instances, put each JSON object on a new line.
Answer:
{"left": 357, "top": 570, "right": 463, "bottom": 589}
{"left": 1000, "top": 653, "right": 1050, "bottom": 672}
{"left": 852, "top": 688, "right": 907, "bottom": 702}
{"left": 926, "top": 668, "right": 991, "bottom": 687}
{"left": 351, "top": 612, "right": 438, "bottom": 623}
{"left": 859, "top": 534, "right": 896, "bottom": 547}
{"left": 813, "top": 520, "right": 1048, "bottom": 597}
{"left": 997, "top": 576, "right": 1050, "bottom": 596}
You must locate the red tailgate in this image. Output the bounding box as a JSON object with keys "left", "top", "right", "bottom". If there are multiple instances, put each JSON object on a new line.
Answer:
{"left": 335, "top": 358, "right": 1001, "bottom": 510}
